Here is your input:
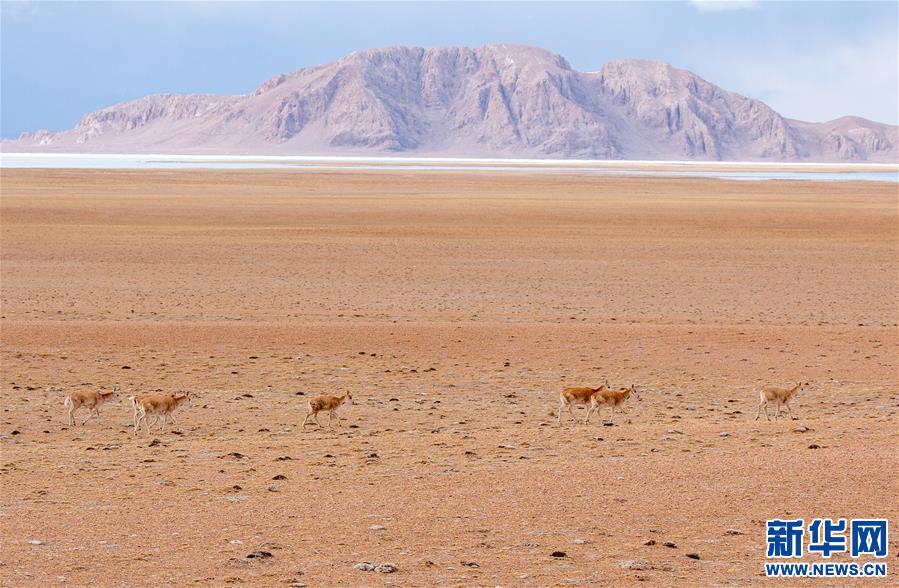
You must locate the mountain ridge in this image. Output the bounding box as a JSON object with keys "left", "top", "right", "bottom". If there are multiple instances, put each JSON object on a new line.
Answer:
{"left": 7, "top": 44, "right": 897, "bottom": 162}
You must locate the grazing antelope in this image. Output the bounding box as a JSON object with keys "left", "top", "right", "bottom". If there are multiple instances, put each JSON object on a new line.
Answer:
{"left": 557, "top": 382, "right": 608, "bottom": 425}
{"left": 129, "top": 392, "right": 192, "bottom": 435}
{"left": 593, "top": 384, "right": 639, "bottom": 423}
{"left": 302, "top": 392, "right": 353, "bottom": 427}
{"left": 755, "top": 382, "right": 806, "bottom": 421}
{"left": 63, "top": 388, "right": 119, "bottom": 426}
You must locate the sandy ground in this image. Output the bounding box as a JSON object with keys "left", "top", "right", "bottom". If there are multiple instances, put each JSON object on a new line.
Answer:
{"left": 0, "top": 169, "right": 896, "bottom": 587}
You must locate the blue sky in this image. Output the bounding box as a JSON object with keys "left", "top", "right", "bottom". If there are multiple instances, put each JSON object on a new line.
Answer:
{"left": 1, "top": 1, "right": 897, "bottom": 138}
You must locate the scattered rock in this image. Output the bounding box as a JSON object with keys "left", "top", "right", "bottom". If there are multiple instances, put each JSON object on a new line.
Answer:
{"left": 643, "top": 539, "right": 656, "bottom": 546}
{"left": 618, "top": 560, "right": 648, "bottom": 570}
{"left": 230, "top": 540, "right": 243, "bottom": 545}
{"left": 354, "top": 562, "right": 396, "bottom": 573}
{"left": 808, "top": 444, "right": 821, "bottom": 449}
{"left": 686, "top": 553, "right": 701, "bottom": 560}
{"left": 461, "top": 561, "right": 479, "bottom": 568}
{"left": 663, "top": 542, "right": 677, "bottom": 548}
{"left": 246, "top": 550, "right": 273, "bottom": 560}
{"left": 370, "top": 525, "right": 385, "bottom": 531}
{"left": 573, "top": 539, "right": 588, "bottom": 545}
{"left": 551, "top": 551, "right": 567, "bottom": 558}
{"left": 27, "top": 540, "right": 45, "bottom": 545}
{"left": 793, "top": 426, "right": 811, "bottom": 433}
{"left": 724, "top": 529, "right": 744, "bottom": 535}
{"left": 719, "top": 432, "right": 730, "bottom": 437}
{"left": 272, "top": 474, "right": 287, "bottom": 480}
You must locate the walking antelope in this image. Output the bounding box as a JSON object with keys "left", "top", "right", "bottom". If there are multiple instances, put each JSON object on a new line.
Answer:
{"left": 557, "top": 382, "right": 608, "bottom": 425}
{"left": 593, "top": 384, "right": 639, "bottom": 423}
{"left": 302, "top": 392, "right": 353, "bottom": 427}
{"left": 755, "top": 382, "right": 806, "bottom": 421}
{"left": 63, "top": 388, "right": 119, "bottom": 426}
{"left": 129, "top": 392, "right": 192, "bottom": 435}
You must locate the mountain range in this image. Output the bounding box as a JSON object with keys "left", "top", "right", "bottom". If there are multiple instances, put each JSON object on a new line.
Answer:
{"left": 7, "top": 45, "right": 897, "bottom": 162}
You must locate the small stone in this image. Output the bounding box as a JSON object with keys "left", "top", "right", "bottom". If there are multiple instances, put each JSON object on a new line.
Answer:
{"left": 551, "top": 551, "right": 567, "bottom": 558}
{"left": 28, "top": 540, "right": 45, "bottom": 545}
{"left": 719, "top": 432, "right": 730, "bottom": 437}
{"left": 246, "top": 550, "right": 273, "bottom": 559}
{"left": 643, "top": 539, "right": 656, "bottom": 546}
{"left": 272, "top": 474, "right": 287, "bottom": 480}
{"left": 724, "top": 529, "right": 744, "bottom": 535}
{"left": 793, "top": 426, "right": 810, "bottom": 433}
{"left": 808, "top": 444, "right": 821, "bottom": 449}
{"left": 686, "top": 553, "right": 701, "bottom": 560}
{"left": 618, "top": 560, "right": 648, "bottom": 570}
{"left": 230, "top": 540, "right": 243, "bottom": 545}
{"left": 354, "top": 562, "right": 375, "bottom": 571}
{"left": 573, "top": 539, "right": 588, "bottom": 545}
{"left": 663, "top": 542, "right": 677, "bottom": 548}
{"left": 370, "top": 525, "right": 385, "bottom": 531}
{"left": 374, "top": 563, "right": 397, "bottom": 573}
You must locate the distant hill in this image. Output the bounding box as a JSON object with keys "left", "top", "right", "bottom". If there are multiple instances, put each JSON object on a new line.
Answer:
{"left": 7, "top": 45, "right": 897, "bottom": 162}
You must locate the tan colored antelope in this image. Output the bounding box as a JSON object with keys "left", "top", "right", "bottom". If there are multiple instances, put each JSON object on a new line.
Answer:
{"left": 302, "top": 392, "right": 353, "bottom": 427}
{"left": 557, "top": 382, "right": 608, "bottom": 425}
{"left": 129, "top": 392, "right": 192, "bottom": 435}
{"left": 755, "top": 382, "right": 806, "bottom": 421}
{"left": 63, "top": 388, "right": 119, "bottom": 426}
{"left": 593, "top": 384, "right": 639, "bottom": 423}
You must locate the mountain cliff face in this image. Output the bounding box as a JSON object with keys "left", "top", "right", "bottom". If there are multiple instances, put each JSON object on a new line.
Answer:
{"left": 9, "top": 45, "right": 897, "bottom": 161}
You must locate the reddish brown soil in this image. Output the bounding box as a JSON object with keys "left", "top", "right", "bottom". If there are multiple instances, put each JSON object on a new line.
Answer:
{"left": 1, "top": 170, "right": 896, "bottom": 586}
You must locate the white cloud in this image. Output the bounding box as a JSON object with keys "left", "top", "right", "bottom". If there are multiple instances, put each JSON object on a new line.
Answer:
{"left": 685, "top": 29, "right": 898, "bottom": 124}
{"left": 689, "top": 1, "right": 758, "bottom": 13}
{"left": 0, "top": 1, "right": 48, "bottom": 23}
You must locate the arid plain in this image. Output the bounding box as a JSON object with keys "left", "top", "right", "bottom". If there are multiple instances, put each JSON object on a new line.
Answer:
{"left": 1, "top": 169, "right": 896, "bottom": 586}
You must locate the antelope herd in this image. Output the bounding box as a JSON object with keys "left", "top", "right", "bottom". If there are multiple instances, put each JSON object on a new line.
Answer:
{"left": 55, "top": 379, "right": 809, "bottom": 434}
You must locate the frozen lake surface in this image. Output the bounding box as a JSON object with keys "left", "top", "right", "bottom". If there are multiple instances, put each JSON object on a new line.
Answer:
{"left": 2, "top": 153, "right": 896, "bottom": 182}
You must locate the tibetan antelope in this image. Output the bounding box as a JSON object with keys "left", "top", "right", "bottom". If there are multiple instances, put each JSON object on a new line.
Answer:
{"left": 63, "top": 388, "right": 119, "bottom": 426}
{"left": 302, "top": 392, "right": 353, "bottom": 427}
{"left": 557, "top": 382, "right": 608, "bottom": 425}
{"left": 755, "top": 382, "right": 806, "bottom": 421}
{"left": 129, "top": 392, "right": 192, "bottom": 435}
{"left": 593, "top": 384, "right": 639, "bottom": 423}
